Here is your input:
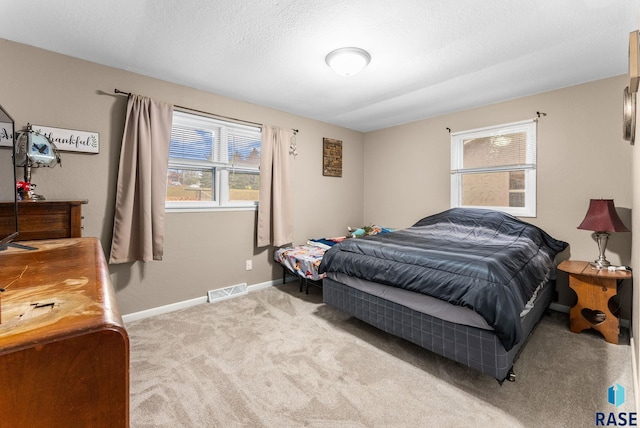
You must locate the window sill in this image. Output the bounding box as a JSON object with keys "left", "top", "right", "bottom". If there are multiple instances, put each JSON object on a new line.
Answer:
{"left": 166, "top": 204, "right": 258, "bottom": 213}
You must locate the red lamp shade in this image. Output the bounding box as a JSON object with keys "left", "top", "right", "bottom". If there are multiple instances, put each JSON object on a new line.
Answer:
{"left": 577, "top": 199, "right": 629, "bottom": 233}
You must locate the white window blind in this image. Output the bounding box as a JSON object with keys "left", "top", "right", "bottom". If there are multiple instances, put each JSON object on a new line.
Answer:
{"left": 169, "top": 125, "right": 214, "bottom": 161}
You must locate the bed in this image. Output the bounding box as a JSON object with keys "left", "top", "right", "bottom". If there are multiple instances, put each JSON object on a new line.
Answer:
{"left": 318, "top": 208, "right": 568, "bottom": 382}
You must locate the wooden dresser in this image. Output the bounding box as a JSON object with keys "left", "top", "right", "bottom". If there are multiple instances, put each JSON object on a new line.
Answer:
{"left": 0, "top": 238, "right": 129, "bottom": 427}
{"left": 0, "top": 199, "right": 87, "bottom": 241}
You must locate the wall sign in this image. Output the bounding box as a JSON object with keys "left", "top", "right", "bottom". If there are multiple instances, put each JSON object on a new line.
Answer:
{"left": 32, "top": 125, "right": 99, "bottom": 154}
{"left": 0, "top": 122, "right": 13, "bottom": 148}
{"left": 323, "top": 138, "right": 342, "bottom": 177}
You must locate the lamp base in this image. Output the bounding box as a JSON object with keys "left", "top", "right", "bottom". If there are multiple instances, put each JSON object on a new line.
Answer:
{"left": 590, "top": 259, "right": 611, "bottom": 269}
{"left": 591, "top": 232, "right": 611, "bottom": 270}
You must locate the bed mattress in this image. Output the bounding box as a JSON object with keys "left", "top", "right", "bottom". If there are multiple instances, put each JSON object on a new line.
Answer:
{"left": 327, "top": 272, "right": 493, "bottom": 330}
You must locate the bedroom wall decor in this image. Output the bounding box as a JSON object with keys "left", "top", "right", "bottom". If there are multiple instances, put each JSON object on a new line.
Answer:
{"left": 623, "top": 86, "right": 636, "bottom": 144}
{"left": 0, "top": 121, "right": 13, "bottom": 148}
{"left": 629, "top": 30, "right": 638, "bottom": 92}
{"left": 626, "top": 31, "right": 638, "bottom": 144}
{"left": 323, "top": 137, "right": 342, "bottom": 177}
{"left": 29, "top": 125, "right": 99, "bottom": 153}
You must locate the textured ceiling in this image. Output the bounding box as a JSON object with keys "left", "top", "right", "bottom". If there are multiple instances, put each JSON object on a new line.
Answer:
{"left": 0, "top": 0, "right": 638, "bottom": 132}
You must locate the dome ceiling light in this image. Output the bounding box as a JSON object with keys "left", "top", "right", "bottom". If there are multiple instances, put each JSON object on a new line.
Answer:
{"left": 325, "top": 47, "right": 371, "bottom": 77}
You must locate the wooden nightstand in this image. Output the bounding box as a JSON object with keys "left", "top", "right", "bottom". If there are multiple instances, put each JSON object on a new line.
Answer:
{"left": 558, "top": 260, "right": 632, "bottom": 344}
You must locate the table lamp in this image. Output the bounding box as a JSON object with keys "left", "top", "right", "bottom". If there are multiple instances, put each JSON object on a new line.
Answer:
{"left": 14, "top": 123, "right": 61, "bottom": 200}
{"left": 577, "top": 199, "right": 629, "bottom": 268}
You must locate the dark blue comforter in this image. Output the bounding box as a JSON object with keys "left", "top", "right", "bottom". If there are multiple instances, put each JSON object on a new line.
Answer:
{"left": 319, "top": 208, "right": 568, "bottom": 350}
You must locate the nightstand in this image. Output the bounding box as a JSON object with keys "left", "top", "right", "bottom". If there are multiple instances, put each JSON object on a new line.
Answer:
{"left": 558, "top": 260, "right": 631, "bottom": 344}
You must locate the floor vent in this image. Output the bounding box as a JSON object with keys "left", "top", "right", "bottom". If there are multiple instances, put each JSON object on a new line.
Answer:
{"left": 207, "top": 283, "right": 248, "bottom": 303}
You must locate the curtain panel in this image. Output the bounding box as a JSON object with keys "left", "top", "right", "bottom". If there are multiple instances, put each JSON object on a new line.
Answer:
{"left": 257, "top": 125, "right": 293, "bottom": 247}
{"left": 109, "top": 95, "right": 173, "bottom": 263}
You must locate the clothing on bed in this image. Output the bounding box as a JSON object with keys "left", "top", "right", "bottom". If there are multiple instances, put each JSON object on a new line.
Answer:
{"left": 306, "top": 237, "right": 346, "bottom": 250}
{"left": 318, "top": 208, "right": 568, "bottom": 351}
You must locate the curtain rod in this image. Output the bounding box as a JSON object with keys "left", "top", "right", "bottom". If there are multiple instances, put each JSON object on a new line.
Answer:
{"left": 445, "top": 112, "right": 546, "bottom": 133}
{"left": 114, "top": 89, "right": 298, "bottom": 134}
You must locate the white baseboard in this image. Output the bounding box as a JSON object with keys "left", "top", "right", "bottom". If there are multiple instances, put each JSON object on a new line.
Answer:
{"left": 122, "top": 295, "right": 208, "bottom": 323}
{"left": 122, "top": 276, "right": 298, "bottom": 323}
{"left": 249, "top": 277, "right": 292, "bottom": 292}
{"left": 549, "top": 302, "right": 569, "bottom": 313}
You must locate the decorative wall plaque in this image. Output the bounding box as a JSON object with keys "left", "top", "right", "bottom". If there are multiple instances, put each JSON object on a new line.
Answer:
{"left": 32, "top": 125, "right": 99, "bottom": 154}
{"left": 630, "top": 30, "right": 639, "bottom": 93}
{"left": 0, "top": 122, "right": 12, "bottom": 148}
{"left": 322, "top": 138, "right": 342, "bottom": 177}
{"left": 623, "top": 86, "right": 636, "bottom": 145}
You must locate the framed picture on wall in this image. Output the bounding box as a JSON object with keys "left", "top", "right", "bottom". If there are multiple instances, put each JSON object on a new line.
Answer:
{"left": 323, "top": 138, "right": 342, "bottom": 177}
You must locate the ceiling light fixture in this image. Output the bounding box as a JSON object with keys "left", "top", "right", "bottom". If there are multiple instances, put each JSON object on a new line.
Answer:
{"left": 325, "top": 47, "right": 371, "bottom": 77}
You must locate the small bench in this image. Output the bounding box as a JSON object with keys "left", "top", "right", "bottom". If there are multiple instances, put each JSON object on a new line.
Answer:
{"left": 274, "top": 244, "right": 326, "bottom": 294}
{"left": 274, "top": 229, "right": 392, "bottom": 294}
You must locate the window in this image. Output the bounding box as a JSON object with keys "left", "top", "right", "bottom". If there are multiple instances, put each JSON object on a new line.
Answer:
{"left": 166, "top": 111, "right": 261, "bottom": 210}
{"left": 450, "top": 119, "right": 537, "bottom": 217}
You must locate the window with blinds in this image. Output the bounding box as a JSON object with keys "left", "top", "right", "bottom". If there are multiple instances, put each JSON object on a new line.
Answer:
{"left": 450, "top": 120, "right": 537, "bottom": 217}
{"left": 166, "top": 111, "right": 262, "bottom": 210}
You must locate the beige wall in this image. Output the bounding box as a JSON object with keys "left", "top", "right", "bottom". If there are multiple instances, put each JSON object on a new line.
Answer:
{"left": 0, "top": 39, "right": 364, "bottom": 314}
{"left": 0, "top": 37, "right": 634, "bottom": 322}
{"left": 364, "top": 76, "right": 634, "bottom": 312}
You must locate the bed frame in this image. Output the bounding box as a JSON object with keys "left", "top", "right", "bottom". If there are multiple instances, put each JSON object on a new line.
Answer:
{"left": 280, "top": 264, "right": 323, "bottom": 294}
{"left": 323, "top": 276, "right": 554, "bottom": 383}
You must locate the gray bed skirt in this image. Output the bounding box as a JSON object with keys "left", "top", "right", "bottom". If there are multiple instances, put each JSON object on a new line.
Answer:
{"left": 322, "top": 277, "right": 554, "bottom": 382}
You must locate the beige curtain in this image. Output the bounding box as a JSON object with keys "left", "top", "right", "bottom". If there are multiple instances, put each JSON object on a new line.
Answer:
{"left": 109, "top": 95, "right": 174, "bottom": 263}
{"left": 257, "top": 125, "right": 293, "bottom": 247}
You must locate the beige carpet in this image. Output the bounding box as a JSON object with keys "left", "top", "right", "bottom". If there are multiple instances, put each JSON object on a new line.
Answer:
{"left": 126, "top": 282, "right": 635, "bottom": 427}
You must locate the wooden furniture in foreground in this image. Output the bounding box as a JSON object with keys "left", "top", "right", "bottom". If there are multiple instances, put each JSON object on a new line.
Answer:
{"left": 558, "top": 260, "right": 632, "bottom": 344}
{"left": 0, "top": 237, "right": 129, "bottom": 427}
{"left": 0, "top": 199, "right": 87, "bottom": 241}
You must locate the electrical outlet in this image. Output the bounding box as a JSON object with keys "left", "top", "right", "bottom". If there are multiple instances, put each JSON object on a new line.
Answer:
{"left": 245, "top": 259, "right": 252, "bottom": 271}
